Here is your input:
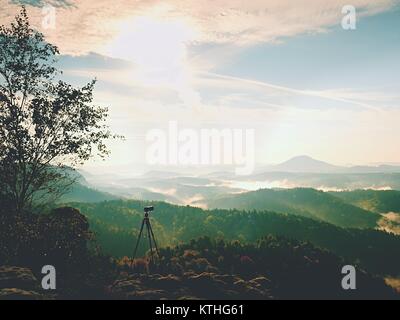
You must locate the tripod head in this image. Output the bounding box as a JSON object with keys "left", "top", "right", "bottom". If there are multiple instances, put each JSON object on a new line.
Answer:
{"left": 144, "top": 206, "right": 154, "bottom": 218}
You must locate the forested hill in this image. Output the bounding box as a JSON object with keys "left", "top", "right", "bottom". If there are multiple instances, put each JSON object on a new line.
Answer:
{"left": 204, "top": 188, "right": 380, "bottom": 229}
{"left": 69, "top": 199, "right": 400, "bottom": 276}
{"left": 330, "top": 190, "right": 400, "bottom": 213}
{"left": 59, "top": 183, "right": 118, "bottom": 203}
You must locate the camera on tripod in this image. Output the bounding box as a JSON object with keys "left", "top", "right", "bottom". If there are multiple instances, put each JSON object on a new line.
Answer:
{"left": 144, "top": 206, "right": 154, "bottom": 213}
{"left": 132, "top": 205, "right": 159, "bottom": 266}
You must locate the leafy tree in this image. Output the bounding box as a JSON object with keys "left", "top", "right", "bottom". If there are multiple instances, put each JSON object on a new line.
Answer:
{"left": 0, "top": 7, "right": 118, "bottom": 213}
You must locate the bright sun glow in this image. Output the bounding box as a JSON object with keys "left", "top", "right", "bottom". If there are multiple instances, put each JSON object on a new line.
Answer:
{"left": 106, "top": 15, "right": 196, "bottom": 89}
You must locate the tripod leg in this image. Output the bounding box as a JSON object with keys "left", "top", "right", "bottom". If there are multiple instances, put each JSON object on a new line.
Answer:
{"left": 148, "top": 221, "right": 160, "bottom": 257}
{"left": 132, "top": 218, "right": 145, "bottom": 264}
{"left": 146, "top": 219, "right": 155, "bottom": 265}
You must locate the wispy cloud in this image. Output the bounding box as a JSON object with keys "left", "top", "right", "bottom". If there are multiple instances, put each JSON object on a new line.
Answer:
{"left": 61, "top": 54, "right": 399, "bottom": 113}
{"left": 1, "top": 0, "right": 396, "bottom": 55}
{"left": 198, "top": 72, "right": 390, "bottom": 111}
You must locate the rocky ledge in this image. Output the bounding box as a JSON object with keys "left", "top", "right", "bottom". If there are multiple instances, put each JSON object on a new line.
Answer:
{"left": 109, "top": 272, "right": 273, "bottom": 300}
{"left": 0, "top": 266, "right": 46, "bottom": 300}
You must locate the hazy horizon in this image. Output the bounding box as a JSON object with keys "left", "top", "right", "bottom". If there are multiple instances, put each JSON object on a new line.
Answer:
{"left": 2, "top": 1, "right": 400, "bottom": 175}
{"left": 80, "top": 154, "right": 400, "bottom": 178}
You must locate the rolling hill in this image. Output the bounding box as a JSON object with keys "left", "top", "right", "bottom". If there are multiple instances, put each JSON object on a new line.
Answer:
{"left": 69, "top": 199, "right": 400, "bottom": 276}
{"left": 59, "top": 183, "right": 118, "bottom": 203}
{"left": 331, "top": 190, "right": 400, "bottom": 213}
{"left": 204, "top": 188, "right": 380, "bottom": 229}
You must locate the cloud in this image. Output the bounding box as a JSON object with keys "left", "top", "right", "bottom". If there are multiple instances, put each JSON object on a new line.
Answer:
{"left": 0, "top": 0, "right": 396, "bottom": 55}
{"left": 60, "top": 54, "right": 399, "bottom": 113}
{"left": 196, "top": 72, "right": 390, "bottom": 111}
{"left": 2, "top": 0, "right": 397, "bottom": 114}
{"left": 11, "top": 0, "right": 73, "bottom": 7}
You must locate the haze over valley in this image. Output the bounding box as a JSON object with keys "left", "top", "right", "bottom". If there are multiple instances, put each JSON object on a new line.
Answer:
{"left": 2, "top": 2, "right": 400, "bottom": 300}
{"left": 78, "top": 155, "right": 400, "bottom": 207}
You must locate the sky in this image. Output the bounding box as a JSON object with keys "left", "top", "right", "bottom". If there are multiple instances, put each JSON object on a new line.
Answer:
{"left": 1, "top": 0, "right": 400, "bottom": 174}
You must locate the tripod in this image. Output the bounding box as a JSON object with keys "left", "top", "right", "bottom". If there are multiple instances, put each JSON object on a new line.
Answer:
{"left": 132, "top": 207, "right": 160, "bottom": 265}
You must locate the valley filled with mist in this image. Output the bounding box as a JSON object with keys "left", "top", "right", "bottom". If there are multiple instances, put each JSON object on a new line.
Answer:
{"left": 2, "top": 3, "right": 400, "bottom": 300}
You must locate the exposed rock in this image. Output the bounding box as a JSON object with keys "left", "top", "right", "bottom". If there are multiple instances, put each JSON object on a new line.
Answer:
{"left": 111, "top": 278, "right": 143, "bottom": 294}
{"left": 109, "top": 272, "right": 274, "bottom": 300}
{"left": 127, "top": 289, "right": 169, "bottom": 300}
{"left": 249, "top": 276, "right": 272, "bottom": 289}
{"left": 177, "top": 295, "right": 202, "bottom": 300}
{"left": 0, "top": 288, "right": 43, "bottom": 300}
{"left": 242, "top": 286, "right": 267, "bottom": 299}
{"left": 146, "top": 274, "right": 181, "bottom": 291}
{"left": 213, "top": 274, "right": 241, "bottom": 284}
{"left": 0, "top": 266, "right": 39, "bottom": 291}
{"left": 185, "top": 272, "right": 226, "bottom": 289}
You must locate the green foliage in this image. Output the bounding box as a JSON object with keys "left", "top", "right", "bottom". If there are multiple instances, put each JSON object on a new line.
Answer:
{"left": 156, "top": 236, "right": 397, "bottom": 299}
{"left": 59, "top": 182, "right": 118, "bottom": 204}
{"left": 207, "top": 188, "right": 380, "bottom": 228}
{"left": 71, "top": 199, "right": 400, "bottom": 276}
{"left": 332, "top": 189, "right": 400, "bottom": 213}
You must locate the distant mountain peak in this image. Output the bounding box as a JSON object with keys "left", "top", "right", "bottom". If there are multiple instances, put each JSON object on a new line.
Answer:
{"left": 274, "top": 155, "right": 339, "bottom": 173}
{"left": 294, "top": 155, "right": 316, "bottom": 159}
{"left": 282, "top": 155, "right": 332, "bottom": 164}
